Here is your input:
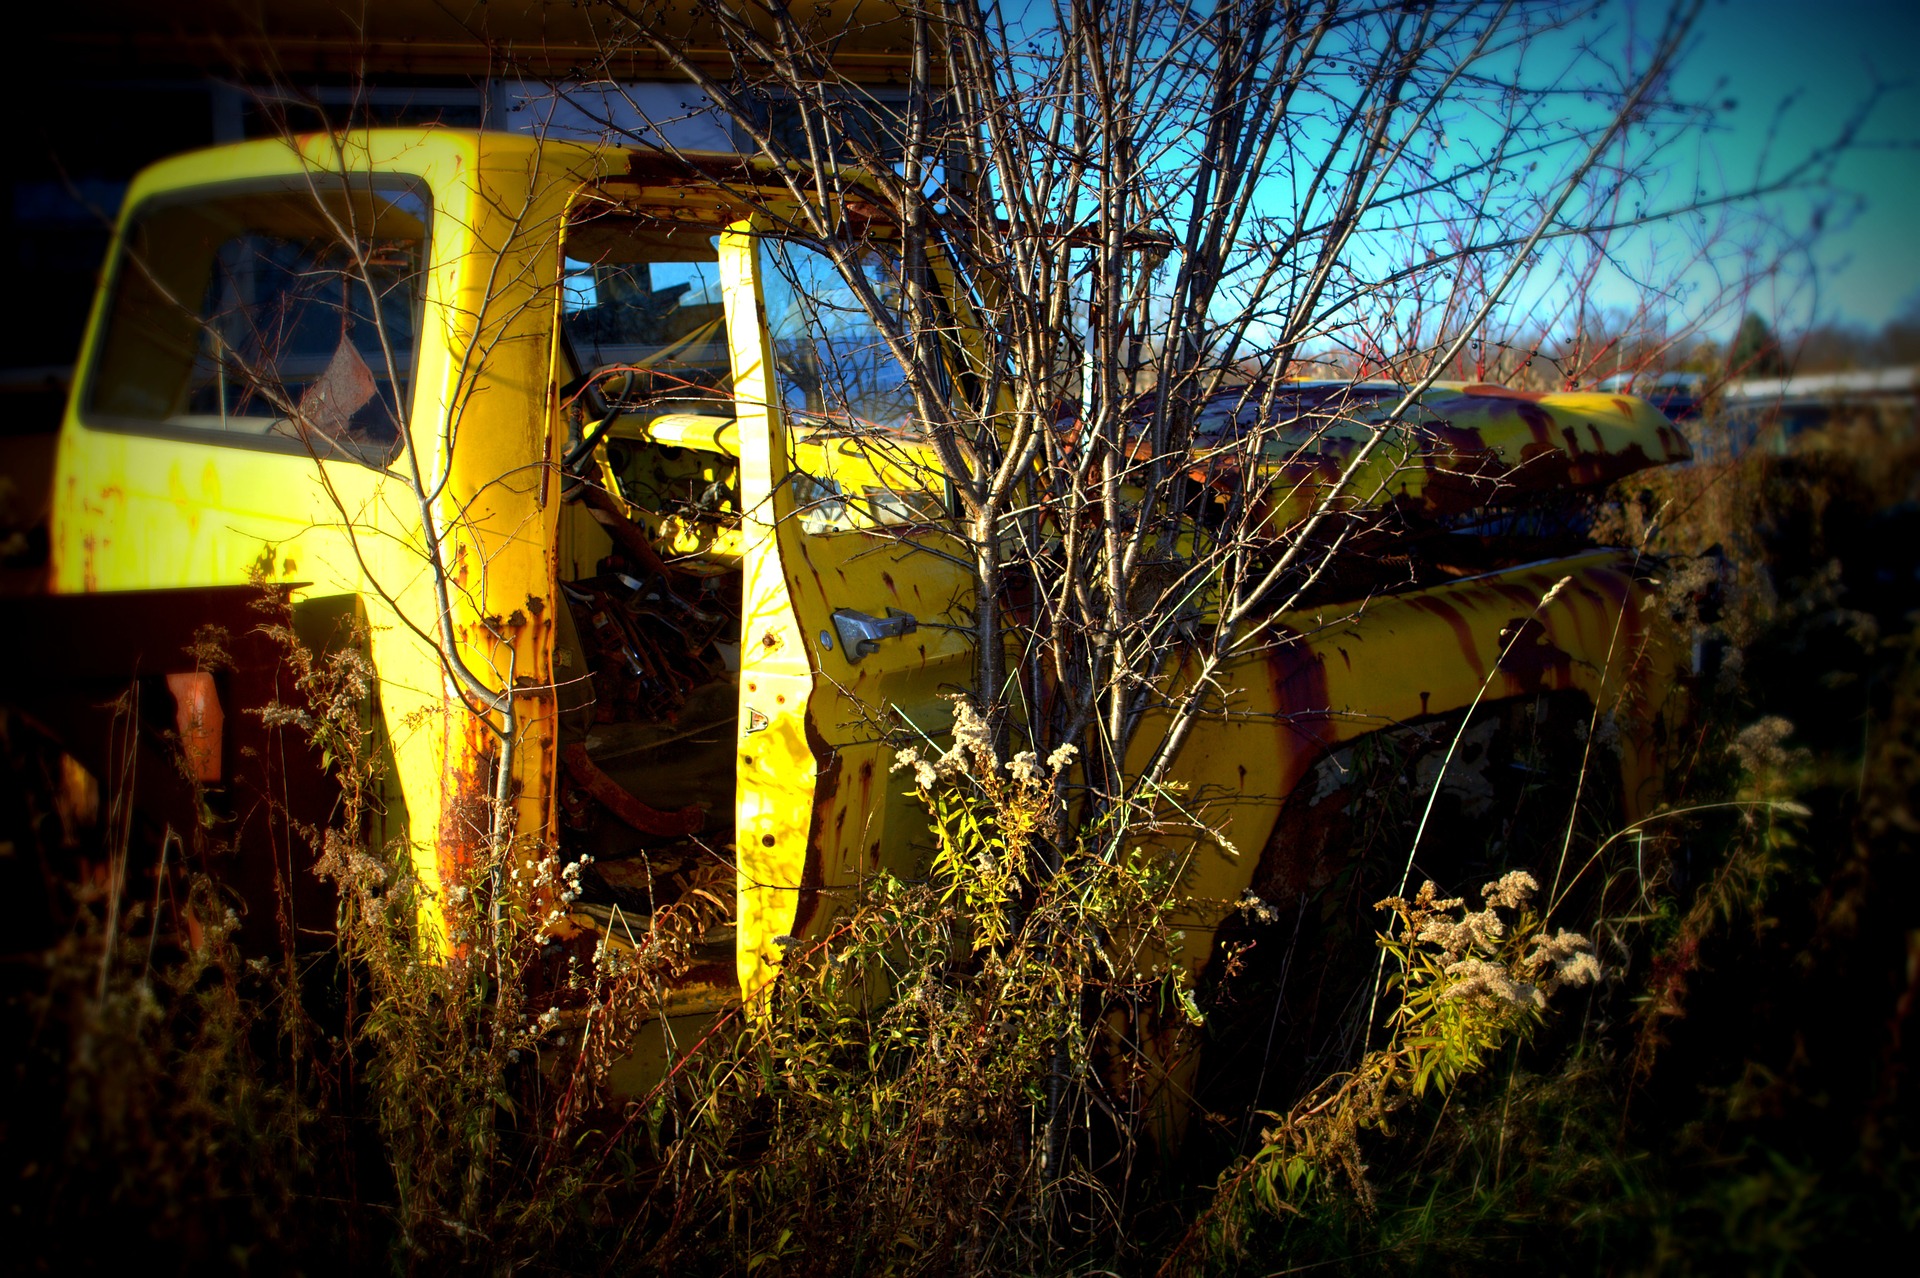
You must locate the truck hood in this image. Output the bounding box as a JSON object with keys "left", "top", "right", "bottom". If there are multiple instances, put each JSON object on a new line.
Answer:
{"left": 1185, "top": 380, "right": 1692, "bottom": 531}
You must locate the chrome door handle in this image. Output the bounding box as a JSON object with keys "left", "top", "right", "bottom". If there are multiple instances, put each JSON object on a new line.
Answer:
{"left": 832, "top": 607, "right": 917, "bottom": 661}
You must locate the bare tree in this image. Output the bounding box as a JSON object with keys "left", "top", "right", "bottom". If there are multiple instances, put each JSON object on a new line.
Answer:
{"left": 432, "top": 0, "right": 1867, "bottom": 1188}
{"left": 38, "top": 0, "right": 1883, "bottom": 1258}
{"left": 532, "top": 0, "right": 1852, "bottom": 825}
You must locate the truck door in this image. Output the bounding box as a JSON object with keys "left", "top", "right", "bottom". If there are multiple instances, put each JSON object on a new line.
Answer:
{"left": 721, "top": 222, "right": 976, "bottom": 1000}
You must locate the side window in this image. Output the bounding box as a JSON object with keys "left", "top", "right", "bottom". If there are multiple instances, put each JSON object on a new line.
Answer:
{"left": 758, "top": 238, "right": 951, "bottom": 534}
{"left": 83, "top": 179, "right": 430, "bottom": 464}
{"left": 759, "top": 238, "right": 923, "bottom": 432}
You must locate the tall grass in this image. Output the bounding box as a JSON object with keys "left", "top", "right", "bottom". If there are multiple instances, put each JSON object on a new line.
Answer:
{"left": 5, "top": 414, "right": 1915, "bottom": 1274}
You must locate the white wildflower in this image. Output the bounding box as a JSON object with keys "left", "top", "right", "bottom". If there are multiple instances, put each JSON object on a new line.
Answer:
{"left": 891, "top": 746, "right": 941, "bottom": 791}
{"left": 1046, "top": 742, "right": 1079, "bottom": 773}
{"left": 1380, "top": 881, "right": 1464, "bottom": 935}
{"left": 1415, "top": 914, "right": 1470, "bottom": 957}
{"left": 1526, "top": 927, "right": 1586, "bottom": 967}
{"left": 1007, "top": 750, "right": 1043, "bottom": 784}
{"left": 951, "top": 697, "right": 993, "bottom": 753}
{"left": 1237, "top": 890, "right": 1278, "bottom": 925}
{"left": 942, "top": 696, "right": 996, "bottom": 775}
{"left": 1729, "top": 715, "right": 1802, "bottom": 776}
{"left": 256, "top": 702, "right": 314, "bottom": 730}
{"left": 1443, "top": 957, "right": 1539, "bottom": 1010}
{"left": 1415, "top": 905, "right": 1504, "bottom": 960}
{"left": 1482, "top": 870, "right": 1538, "bottom": 911}
{"left": 1526, "top": 927, "right": 1603, "bottom": 989}
{"left": 1556, "top": 949, "right": 1603, "bottom": 987}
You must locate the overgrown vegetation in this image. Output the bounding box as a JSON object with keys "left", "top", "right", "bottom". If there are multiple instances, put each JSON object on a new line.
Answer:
{"left": 4, "top": 403, "right": 1914, "bottom": 1273}
{"left": 4, "top": 0, "right": 1915, "bottom": 1269}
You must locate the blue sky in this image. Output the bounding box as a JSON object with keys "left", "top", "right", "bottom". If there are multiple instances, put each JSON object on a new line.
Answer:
{"left": 1319, "top": 0, "right": 1920, "bottom": 345}
{"left": 1373, "top": 0, "right": 1920, "bottom": 342}
{"left": 1619, "top": 0, "right": 1919, "bottom": 330}
{"left": 1151, "top": 0, "right": 1920, "bottom": 352}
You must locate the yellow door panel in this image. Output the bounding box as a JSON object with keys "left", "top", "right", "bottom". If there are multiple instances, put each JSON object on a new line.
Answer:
{"left": 722, "top": 223, "right": 976, "bottom": 1001}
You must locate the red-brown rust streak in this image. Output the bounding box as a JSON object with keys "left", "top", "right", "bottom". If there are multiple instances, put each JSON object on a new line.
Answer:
{"left": 165, "top": 672, "right": 224, "bottom": 783}
{"left": 1495, "top": 616, "right": 1574, "bottom": 695}
{"left": 1405, "top": 596, "right": 1487, "bottom": 682}
{"left": 788, "top": 719, "right": 842, "bottom": 938}
{"left": 439, "top": 705, "right": 497, "bottom": 896}
{"left": 1264, "top": 626, "right": 1339, "bottom": 760}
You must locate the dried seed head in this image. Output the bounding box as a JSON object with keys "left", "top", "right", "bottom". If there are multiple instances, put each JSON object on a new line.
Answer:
{"left": 1481, "top": 870, "right": 1538, "bottom": 911}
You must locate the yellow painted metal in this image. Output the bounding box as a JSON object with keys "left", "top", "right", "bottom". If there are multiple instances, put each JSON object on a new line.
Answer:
{"left": 718, "top": 217, "right": 822, "bottom": 1001}
{"left": 718, "top": 217, "right": 976, "bottom": 1001}
{"left": 1141, "top": 548, "right": 1681, "bottom": 943}
{"left": 1108, "top": 550, "right": 1683, "bottom": 1136}
{"left": 49, "top": 130, "right": 1692, "bottom": 1104}
{"left": 1200, "top": 381, "right": 1694, "bottom": 535}
{"left": 51, "top": 130, "right": 634, "bottom": 952}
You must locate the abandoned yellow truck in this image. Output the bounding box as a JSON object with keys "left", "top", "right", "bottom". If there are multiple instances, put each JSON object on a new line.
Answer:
{"left": 11, "top": 129, "right": 1692, "bottom": 1099}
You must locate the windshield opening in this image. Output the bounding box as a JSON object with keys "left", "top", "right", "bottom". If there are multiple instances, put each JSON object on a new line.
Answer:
{"left": 562, "top": 219, "right": 731, "bottom": 417}
{"left": 83, "top": 178, "right": 430, "bottom": 463}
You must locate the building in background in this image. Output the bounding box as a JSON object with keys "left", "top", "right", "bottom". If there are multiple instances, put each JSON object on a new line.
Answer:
{"left": 1711, "top": 365, "right": 1919, "bottom": 460}
{"left": 8, "top": 0, "right": 914, "bottom": 429}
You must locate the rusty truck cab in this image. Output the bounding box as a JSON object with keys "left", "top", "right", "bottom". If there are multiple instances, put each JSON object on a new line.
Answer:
{"left": 38, "top": 128, "right": 1693, "bottom": 1107}
{"left": 42, "top": 131, "right": 976, "bottom": 1045}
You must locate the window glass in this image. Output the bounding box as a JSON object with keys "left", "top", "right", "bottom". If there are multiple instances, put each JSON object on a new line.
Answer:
{"left": 757, "top": 239, "right": 957, "bottom": 534}
{"left": 758, "top": 238, "right": 922, "bottom": 434}
{"left": 84, "top": 179, "right": 429, "bottom": 462}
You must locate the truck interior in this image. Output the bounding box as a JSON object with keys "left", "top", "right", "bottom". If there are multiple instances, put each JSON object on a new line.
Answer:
{"left": 545, "top": 206, "right": 957, "bottom": 965}
{"left": 550, "top": 216, "right": 745, "bottom": 960}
